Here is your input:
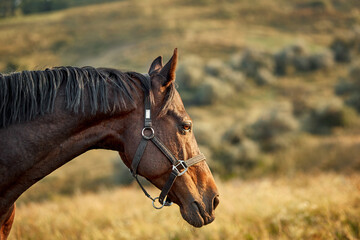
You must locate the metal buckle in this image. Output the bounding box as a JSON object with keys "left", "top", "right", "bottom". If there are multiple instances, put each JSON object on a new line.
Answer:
{"left": 172, "top": 160, "right": 188, "bottom": 176}
{"left": 142, "top": 127, "right": 154, "bottom": 140}
{"left": 152, "top": 197, "right": 167, "bottom": 209}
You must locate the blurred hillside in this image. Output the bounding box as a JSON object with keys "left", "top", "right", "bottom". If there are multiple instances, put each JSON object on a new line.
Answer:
{"left": 0, "top": 0, "right": 120, "bottom": 17}
{"left": 0, "top": 0, "right": 359, "bottom": 191}
{"left": 1, "top": 0, "right": 359, "bottom": 71}
{"left": 1, "top": 1, "right": 360, "bottom": 239}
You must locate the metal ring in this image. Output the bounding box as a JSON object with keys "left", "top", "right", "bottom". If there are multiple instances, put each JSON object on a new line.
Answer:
{"left": 142, "top": 127, "right": 155, "bottom": 140}
{"left": 152, "top": 197, "right": 166, "bottom": 209}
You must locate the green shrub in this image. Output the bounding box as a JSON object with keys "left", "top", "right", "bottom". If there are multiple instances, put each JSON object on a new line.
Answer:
{"left": 306, "top": 98, "right": 354, "bottom": 134}
{"left": 335, "top": 63, "right": 360, "bottom": 113}
{"left": 20, "top": 0, "right": 70, "bottom": 14}
{"left": 223, "top": 123, "right": 246, "bottom": 145}
{"left": 292, "top": 51, "right": 334, "bottom": 72}
{"left": 348, "top": 63, "right": 360, "bottom": 85}
{"left": 19, "top": 0, "right": 120, "bottom": 15}
{"left": 334, "top": 78, "right": 354, "bottom": 96}
{"left": 205, "top": 59, "right": 227, "bottom": 77}
{"left": 230, "top": 49, "right": 276, "bottom": 86}
{"left": 254, "top": 68, "right": 276, "bottom": 85}
{"left": 209, "top": 122, "right": 262, "bottom": 177}
{"left": 330, "top": 28, "right": 360, "bottom": 63}
{"left": 293, "top": 55, "right": 311, "bottom": 71}
{"left": 193, "top": 76, "right": 235, "bottom": 105}
{"left": 295, "top": 0, "right": 333, "bottom": 11}
{"left": 274, "top": 43, "right": 308, "bottom": 75}
{"left": 222, "top": 70, "right": 247, "bottom": 90}
{"left": 308, "top": 50, "right": 334, "bottom": 70}
{"left": 0, "top": 0, "right": 15, "bottom": 18}
{"left": 331, "top": 38, "right": 352, "bottom": 62}
{"left": 231, "top": 49, "right": 274, "bottom": 77}
{"left": 246, "top": 103, "right": 299, "bottom": 151}
{"left": 247, "top": 107, "right": 298, "bottom": 141}
{"left": 345, "top": 93, "right": 360, "bottom": 113}
{"left": 275, "top": 43, "right": 333, "bottom": 74}
{"left": 178, "top": 56, "right": 247, "bottom": 105}
{"left": 231, "top": 139, "right": 259, "bottom": 163}
{"left": 206, "top": 58, "right": 247, "bottom": 89}
{"left": 212, "top": 126, "right": 260, "bottom": 177}
{"left": 176, "top": 55, "right": 205, "bottom": 90}
{"left": 330, "top": 33, "right": 358, "bottom": 62}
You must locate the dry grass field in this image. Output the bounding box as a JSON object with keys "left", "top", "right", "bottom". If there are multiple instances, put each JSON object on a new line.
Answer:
{"left": 10, "top": 174, "right": 360, "bottom": 240}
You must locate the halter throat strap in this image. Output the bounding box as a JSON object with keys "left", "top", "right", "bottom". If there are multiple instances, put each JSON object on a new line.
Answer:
{"left": 130, "top": 74, "right": 206, "bottom": 209}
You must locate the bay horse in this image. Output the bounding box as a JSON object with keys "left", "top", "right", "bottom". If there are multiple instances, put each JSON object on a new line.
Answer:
{"left": 0, "top": 49, "right": 219, "bottom": 239}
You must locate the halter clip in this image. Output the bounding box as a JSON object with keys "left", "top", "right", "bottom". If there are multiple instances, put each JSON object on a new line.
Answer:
{"left": 142, "top": 127, "right": 155, "bottom": 140}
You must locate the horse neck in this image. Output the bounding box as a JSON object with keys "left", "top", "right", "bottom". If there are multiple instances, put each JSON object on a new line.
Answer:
{"left": 0, "top": 84, "right": 142, "bottom": 209}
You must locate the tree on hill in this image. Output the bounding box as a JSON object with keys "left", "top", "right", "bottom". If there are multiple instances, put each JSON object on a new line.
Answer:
{"left": 0, "top": 0, "right": 17, "bottom": 18}
{"left": 0, "top": 0, "right": 119, "bottom": 17}
{"left": 19, "top": 0, "right": 70, "bottom": 15}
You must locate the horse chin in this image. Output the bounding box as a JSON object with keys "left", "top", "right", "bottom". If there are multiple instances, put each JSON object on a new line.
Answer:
{"left": 179, "top": 201, "right": 214, "bottom": 228}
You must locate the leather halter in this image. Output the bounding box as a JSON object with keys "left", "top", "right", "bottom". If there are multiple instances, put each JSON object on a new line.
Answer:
{"left": 130, "top": 74, "right": 206, "bottom": 209}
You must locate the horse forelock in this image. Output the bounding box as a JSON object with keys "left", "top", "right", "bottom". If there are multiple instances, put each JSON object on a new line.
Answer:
{"left": 157, "top": 82, "right": 176, "bottom": 117}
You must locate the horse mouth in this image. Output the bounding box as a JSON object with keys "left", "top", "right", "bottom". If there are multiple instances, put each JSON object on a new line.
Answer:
{"left": 179, "top": 201, "right": 215, "bottom": 228}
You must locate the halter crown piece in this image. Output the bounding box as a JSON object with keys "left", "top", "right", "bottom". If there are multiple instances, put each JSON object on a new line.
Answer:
{"left": 130, "top": 74, "right": 206, "bottom": 209}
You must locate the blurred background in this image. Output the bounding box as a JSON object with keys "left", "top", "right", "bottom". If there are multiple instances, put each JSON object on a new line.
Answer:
{"left": 1, "top": 0, "right": 360, "bottom": 239}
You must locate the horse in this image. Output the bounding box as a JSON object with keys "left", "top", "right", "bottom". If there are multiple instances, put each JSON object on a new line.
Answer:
{"left": 0, "top": 49, "right": 219, "bottom": 239}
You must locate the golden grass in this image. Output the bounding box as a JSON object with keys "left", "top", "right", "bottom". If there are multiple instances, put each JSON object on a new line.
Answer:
{"left": 10, "top": 174, "right": 360, "bottom": 240}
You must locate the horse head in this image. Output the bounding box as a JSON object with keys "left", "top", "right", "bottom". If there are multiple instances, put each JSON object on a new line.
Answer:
{"left": 119, "top": 49, "right": 219, "bottom": 227}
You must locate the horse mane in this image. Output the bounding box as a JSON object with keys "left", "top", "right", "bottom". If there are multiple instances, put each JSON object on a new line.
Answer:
{"left": 0, "top": 66, "right": 152, "bottom": 128}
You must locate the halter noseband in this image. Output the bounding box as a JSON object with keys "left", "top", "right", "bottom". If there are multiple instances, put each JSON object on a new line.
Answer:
{"left": 130, "top": 74, "right": 206, "bottom": 209}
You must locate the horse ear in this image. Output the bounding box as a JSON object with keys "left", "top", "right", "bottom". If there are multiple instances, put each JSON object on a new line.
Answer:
{"left": 159, "top": 48, "right": 178, "bottom": 88}
{"left": 148, "top": 56, "right": 163, "bottom": 74}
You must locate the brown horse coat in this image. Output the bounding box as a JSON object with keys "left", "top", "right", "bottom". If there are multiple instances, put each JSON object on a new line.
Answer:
{"left": 0, "top": 49, "right": 219, "bottom": 239}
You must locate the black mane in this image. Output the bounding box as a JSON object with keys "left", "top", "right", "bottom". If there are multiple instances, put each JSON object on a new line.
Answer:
{"left": 0, "top": 66, "right": 151, "bottom": 128}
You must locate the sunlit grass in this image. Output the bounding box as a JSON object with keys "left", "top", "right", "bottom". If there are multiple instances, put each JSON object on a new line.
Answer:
{"left": 11, "top": 174, "right": 360, "bottom": 240}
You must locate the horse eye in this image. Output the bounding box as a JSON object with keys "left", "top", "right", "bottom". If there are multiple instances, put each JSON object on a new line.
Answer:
{"left": 181, "top": 122, "right": 192, "bottom": 133}
{"left": 183, "top": 125, "right": 191, "bottom": 130}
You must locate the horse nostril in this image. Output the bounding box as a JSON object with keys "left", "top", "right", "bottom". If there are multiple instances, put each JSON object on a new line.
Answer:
{"left": 213, "top": 195, "right": 220, "bottom": 210}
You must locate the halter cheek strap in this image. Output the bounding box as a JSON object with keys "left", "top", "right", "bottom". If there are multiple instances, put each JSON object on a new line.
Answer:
{"left": 130, "top": 74, "right": 206, "bottom": 209}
